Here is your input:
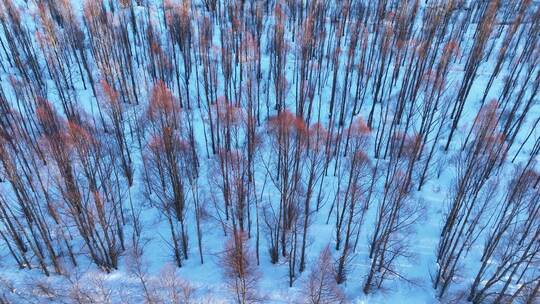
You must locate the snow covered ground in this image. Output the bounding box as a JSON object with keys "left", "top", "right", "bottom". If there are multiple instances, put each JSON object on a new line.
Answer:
{"left": 0, "top": 0, "right": 539, "bottom": 303}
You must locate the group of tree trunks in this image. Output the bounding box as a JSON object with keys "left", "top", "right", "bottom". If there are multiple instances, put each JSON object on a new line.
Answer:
{"left": 0, "top": 0, "right": 539, "bottom": 302}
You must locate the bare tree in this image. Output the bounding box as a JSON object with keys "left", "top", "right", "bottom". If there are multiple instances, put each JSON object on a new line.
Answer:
{"left": 221, "top": 231, "right": 260, "bottom": 304}
{"left": 435, "top": 101, "right": 506, "bottom": 298}
{"left": 143, "top": 82, "right": 195, "bottom": 266}
{"left": 302, "top": 246, "right": 345, "bottom": 304}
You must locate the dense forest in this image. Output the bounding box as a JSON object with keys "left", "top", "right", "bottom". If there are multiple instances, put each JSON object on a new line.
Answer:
{"left": 0, "top": 0, "right": 539, "bottom": 303}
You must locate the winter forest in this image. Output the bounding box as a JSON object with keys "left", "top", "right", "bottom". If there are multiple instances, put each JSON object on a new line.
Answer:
{"left": 0, "top": 0, "right": 539, "bottom": 302}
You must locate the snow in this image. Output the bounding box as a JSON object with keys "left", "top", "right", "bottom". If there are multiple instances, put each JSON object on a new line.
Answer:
{"left": 0, "top": 0, "right": 539, "bottom": 303}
